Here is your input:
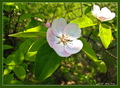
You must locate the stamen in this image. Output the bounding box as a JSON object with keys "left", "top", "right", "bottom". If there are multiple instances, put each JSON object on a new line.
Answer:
{"left": 56, "top": 33, "right": 72, "bottom": 45}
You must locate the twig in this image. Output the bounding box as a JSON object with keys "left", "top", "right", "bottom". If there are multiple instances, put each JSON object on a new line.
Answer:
{"left": 83, "top": 36, "right": 117, "bottom": 60}
{"left": 105, "top": 50, "right": 117, "bottom": 59}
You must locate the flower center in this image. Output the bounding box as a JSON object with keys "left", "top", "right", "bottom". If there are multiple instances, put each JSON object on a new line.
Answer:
{"left": 57, "top": 34, "right": 71, "bottom": 45}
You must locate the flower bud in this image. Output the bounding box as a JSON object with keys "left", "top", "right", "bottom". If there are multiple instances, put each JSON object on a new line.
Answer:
{"left": 45, "top": 22, "right": 51, "bottom": 28}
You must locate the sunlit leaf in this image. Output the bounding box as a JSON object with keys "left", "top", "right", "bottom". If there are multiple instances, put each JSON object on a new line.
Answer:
{"left": 4, "top": 54, "right": 16, "bottom": 65}
{"left": 71, "top": 15, "right": 97, "bottom": 28}
{"left": 98, "top": 24, "right": 113, "bottom": 49}
{"left": 8, "top": 26, "right": 47, "bottom": 38}
{"left": 4, "top": 3, "right": 15, "bottom": 6}
{"left": 9, "top": 32, "right": 46, "bottom": 38}
{"left": 13, "top": 66, "right": 26, "bottom": 81}
{"left": 19, "top": 39, "right": 35, "bottom": 55}
{"left": 25, "top": 38, "right": 46, "bottom": 61}
{"left": 35, "top": 43, "right": 62, "bottom": 81}
{"left": 4, "top": 50, "right": 24, "bottom": 66}
{"left": 14, "top": 49, "right": 24, "bottom": 65}
{"left": 4, "top": 65, "right": 15, "bottom": 75}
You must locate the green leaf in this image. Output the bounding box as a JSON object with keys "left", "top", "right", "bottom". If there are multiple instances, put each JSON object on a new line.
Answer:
{"left": 19, "top": 39, "right": 35, "bottom": 55}
{"left": 3, "top": 45, "right": 13, "bottom": 50}
{"left": 13, "top": 66, "right": 26, "bottom": 81}
{"left": 4, "top": 54, "right": 16, "bottom": 65}
{"left": 26, "top": 18, "right": 40, "bottom": 29}
{"left": 80, "top": 37, "right": 98, "bottom": 62}
{"left": 33, "top": 14, "right": 45, "bottom": 19}
{"left": 3, "top": 74, "right": 14, "bottom": 84}
{"left": 84, "top": 6, "right": 92, "bottom": 14}
{"left": 71, "top": 15, "right": 97, "bottom": 28}
{"left": 80, "top": 37, "right": 107, "bottom": 73}
{"left": 16, "top": 3, "right": 27, "bottom": 11}
{"left": 114, "top": 25, "right": 117, "bottom": 31}
{"left": 23, "top": 26, "right": 47, "bottom": 32}
{"left": 25, "top": 38, "right": 46, "bottom": 61}
{"left": 8, "top": 26, "right": 47, "bottom": 38}
{"left": 35, "top": 43, "right": 62, "bottom": 81}
{"left": 10, "top": 80, "right": 23, "bottom": 85}
{"left": 4, "top": 3, "right": 15, "bottom": 6}
{"left": 98, "top": 24, "right": 112, "bottom": 49}
{"left": 3, "top": 39, "right": 6, "bottom": 41}
{"left": 4, "top": 49, "right": 24, "bottom": 66}
{"left": 4, "top": 65, "right": 15, "bottom": 75}
{"left": 95, "top": 60, "right": 107, "bottom": 73}
{"left": 14, "top": 49, "right": 24, "bottom": 65}
{"left": 19, "top": 13, "right": 32, "bottom": 20}
{"left": 9, "top": 32, "right": 45, "bottom": 37}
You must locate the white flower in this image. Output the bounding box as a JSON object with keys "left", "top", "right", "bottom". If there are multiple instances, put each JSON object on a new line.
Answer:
{"left": 47, "top": 18, "right": 83, "bottom": 57}
{"left": 92, "top": 5, "right": 115, "bottom": 21}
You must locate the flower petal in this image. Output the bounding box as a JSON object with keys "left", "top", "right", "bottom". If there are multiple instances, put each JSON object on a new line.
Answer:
{"left": 108, "top": 12, "right": 115, "bottom": 20}
{"left": 92, "top": 5, "right": 101, "bottom": 17}
{"left": 52, "top": 18, "right": 67, "bottom": 36}
{"left": 47, "top": 28, "right": 59, "bottom": 48}
{"left": 53, "top": 43, "right": 71, "bottom": 57}
{"left": 100, "top": 7, "right": 111, "bottom": 18}
{"left": 65, "top": 39, "right": 83, "bottom": 54}
{"left": 64, "top": 23, "right": 81, "bottom": 38}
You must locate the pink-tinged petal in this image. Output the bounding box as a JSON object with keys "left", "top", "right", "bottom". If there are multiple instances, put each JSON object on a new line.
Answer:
{"left": 65, "top": 39, "right": 83, "bottom": 54}
{"left": 92, "top": 5, "right": 100, "bottom": 17}
{"left": 53, "top": 43, "right": 71, "bottom": 57}
{"left": 100, "top": 7, "right": 111, "bottom": 18}
{"left": 47, "top": 28, "right": 59, "bottom": 48}
{"left": 64, "top": 23, "right": 81, "bottom": 38}
{"left": 52, "top": 18, "right": 67, "bottom": 36}
{"left": 97, "top": 16, "right": 109, "bottom": 21}
{"left": 97, "top": 9, "right": 115, "bottom": 21}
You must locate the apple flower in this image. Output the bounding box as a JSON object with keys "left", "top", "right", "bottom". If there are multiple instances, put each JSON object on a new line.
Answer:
{"left": 47, "top": 18, "right": 83, "bottom": 57}
{"left": 92, "top": 5, "right": 115, "bottom": 21}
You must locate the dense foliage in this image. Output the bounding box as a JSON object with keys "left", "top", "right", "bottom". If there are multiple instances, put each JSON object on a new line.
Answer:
{"left": 3, "top": 2, "right": 117, "bottom": 85}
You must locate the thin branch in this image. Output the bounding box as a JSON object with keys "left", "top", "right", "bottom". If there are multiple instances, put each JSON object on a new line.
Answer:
{"left": 105, "top": 50, "right": 117, "bottom": 59}
{"left": 83, "top": 36, "right": 117, "bottom": 60}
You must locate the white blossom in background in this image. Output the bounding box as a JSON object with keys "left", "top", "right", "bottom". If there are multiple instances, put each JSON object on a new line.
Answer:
{"left": 92, "top": 5, "right": 115, "bottom": 21}
{"left": 47, "top": 18, "right": 83, "bottom": 57}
